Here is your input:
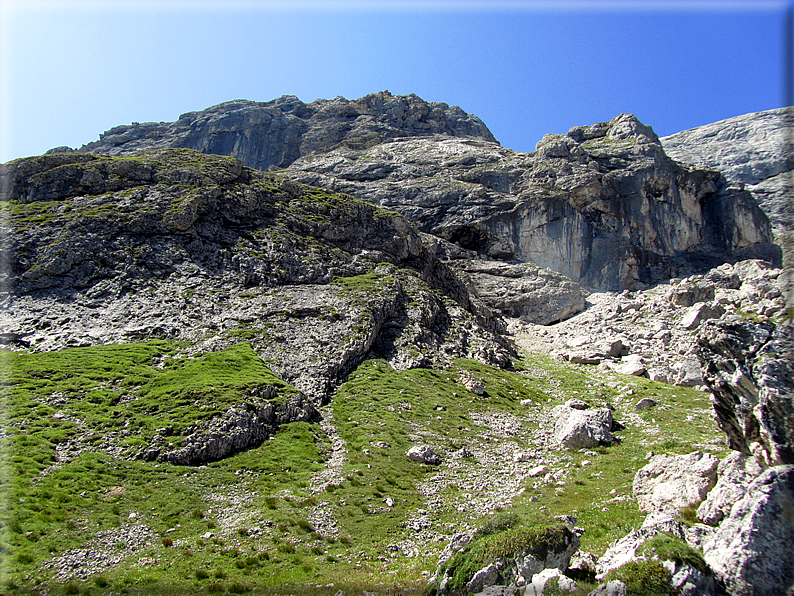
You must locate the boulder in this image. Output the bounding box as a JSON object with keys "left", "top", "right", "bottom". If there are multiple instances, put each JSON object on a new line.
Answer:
{"left": 405, "top": 445, "right": 441, "bottom": 465}
{"left": 552, "top": 405, "right": 616, "bottom": 449}
{"left": 634, "top": 398, "right": 656, "bottom": 411}
{"left": 696, "top": 451, "right": 764, "bottom": 526}
{"left": 669, "top": 281, "right": 716, "bottom": 307}
{"left": 701, "top": 465, "right": 794, "bottom": 596}
{"left": 524, "top": 568, "right": 577, "bottom": 595}
{"left": 697, "top": 319, "right": 794, "bottom": 465}
{"left": 672, "top": 357, "right": 705, "bottom": 388}
{"left": 633, "top": 451, "right": 718, "bottom": 514}
{"left": 680, "top": 302, "right": 725, "bottom": 331}
{"left": 614, "top": 354, "right": 646, "bottom": 376}
{"left": 466, "top": 563, "right": 500, "bottom": 594}
{"left": 452, "top": 260, "right": 587, "bottom": 325}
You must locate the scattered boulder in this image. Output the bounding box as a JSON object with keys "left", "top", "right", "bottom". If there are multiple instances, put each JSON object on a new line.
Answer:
{"left": 680, "top": 302, "right": 725, "bottom": 331}
{"left": 552, "top": 405, "right": 616, "bottom": 449}
{"left": 632, "top": 451, "right": 718, "bottom": 514}
{"left": 405, "top": 445, "right": 441, "bottom": 465}
{"left": 701, "top": 465, "right": 794, "bottom": 596}
{"left": 566, "top": 338, "right": 623, "bottom": 365}
{"left": 467, "top": 563, "right": 501, "bottom": 594}
{"left": 614, "top": 354, "right": 646, "bottom": 376}
{"left": 669, "top": 281, "right": 716, "bottom": 307}
{"left": 460, "top": 371, "right": 486, "bottom": 395}
{"left": 527, "top": 465, "right": 549, "bottom": 477}
{"left": 634, "top": 398, "right": 656, "bottom": 411}
{"left": 672, "top": 357, "right": 705, "bottom": 388}
{"left": 525, "top": 568, "right": 577, "bottom": 595}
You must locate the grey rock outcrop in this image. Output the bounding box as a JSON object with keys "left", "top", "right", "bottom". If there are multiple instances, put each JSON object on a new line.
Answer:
{"left": 696, "top": 318, "right": 794, "bottom": 466}
{"left": 696, "top": 451, "right": 763, "bottom": 526}
{"left": 289, "top": 113, "right": 779, "bottom": 290}
{"left": 143, "top": 394, "right": 317, "bottom": 465}
{"left": 595, "top": 512, "right": 686, "bottom": 578}
{"left": 0, "top": 149, "right": 512, "bottom": 406}
{"left": 632, "top": 451, "right": 718, "bottom": 514}
{"left": 75, "top": 91, "right": 497, "bottom": 171}
{"left": 431, "top": 523, "right": 580, "bottom": 594}
{"left": 661, "top": 107, "right": 794, "bottom": 265}
{"left": 49, "top": 97, "right": 783, "bottom": 292}
{"left": 701, "top": 465, "right": 794, "bottom": 596}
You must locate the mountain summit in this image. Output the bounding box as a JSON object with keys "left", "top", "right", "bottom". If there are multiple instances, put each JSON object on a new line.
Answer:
{"left": 69, "top": 91, "right": 497, "bottom": 172}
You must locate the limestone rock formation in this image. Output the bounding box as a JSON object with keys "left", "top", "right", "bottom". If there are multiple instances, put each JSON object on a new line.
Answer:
{"left": 0, "top": 148, "right": 512, "bottom": 408}
{"left": 60, "top": 94, "right": 783, "bottom": 292}
{"left": 632, "top": 451, "right": 719, "bottom": 514}
{"left": 450, "top": 260, "right": 587, "bottom": 325}
{"left": 289, "top": 113, "right": 779, "bottom": 290}
{"left": 142, "top": 394, "right": 318, "bottom": 465}
{"left": 71, "top": 91, "right": 496, "bottom": 171}
{"left": 594, "top": 512, "right": 686, "bottom": 578}
{"left": 696, "top": 451, "right": 763, "bottom": 526}
{"left": 696, "top": 318, "right": 794, "bottom": 466}
{"left": 661, "top": 107, "right": 794, "bottom": 265}
{"left": 701, "top": 465, "right": 794, "bottom": 596}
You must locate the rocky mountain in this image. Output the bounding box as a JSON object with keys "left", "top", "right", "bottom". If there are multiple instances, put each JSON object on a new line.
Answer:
{"left": 65, "top": 93, "right": 781, "bottom": 292}
{"left": 2, "top": 94, "right": 793, "bottom": 596}
{"left": 287, "top": 114, "right": 779, "bottom": 291}
{"left": 661, "top": 107, "right": 794, "bottom": 267}
{"left": 67, "top": 91, "right": 496, "bottom": 172}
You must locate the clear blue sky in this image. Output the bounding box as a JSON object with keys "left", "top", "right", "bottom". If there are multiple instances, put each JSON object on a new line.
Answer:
{"left": 1, "top": 1, "right": 790, "bottom": 162}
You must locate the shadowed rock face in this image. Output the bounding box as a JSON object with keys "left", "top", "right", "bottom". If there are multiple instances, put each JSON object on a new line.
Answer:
{"left": 288, "top": 113, "right": 780, "bottom": 290}
{"left": 661, "top": 107, "right": 794, "bottom": 266}
{"left": 73, "top": 91, "right": 497, "bottom": 171}
{"left": 696, "top": 318, "right": 794, "bottom": 466}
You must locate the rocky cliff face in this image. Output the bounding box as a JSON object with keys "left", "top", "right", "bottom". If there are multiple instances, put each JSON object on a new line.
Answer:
{"left": 288, "top": 113, "right": 779, "bottom": 290}
{"left": 66, "top": 94, "right": 781, "bottom": 292}
{"left": 661, "top": 107, "right": 794, "bottom": 266}
{"left": 70, "top": 91, "right": 496, "bottom": 171}
{"left": 0, "top": 149, "right": 512, "bottom": 403}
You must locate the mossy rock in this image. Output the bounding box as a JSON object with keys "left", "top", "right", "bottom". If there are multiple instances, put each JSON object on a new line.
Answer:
{"left": 439, "top": 521, "right": 573, "bottom": 593}
{"left": 639, "top": 534, "right": 707, "bottom": 574}
{"left": 604, "top": 560, "right": 674, "bottom": 596}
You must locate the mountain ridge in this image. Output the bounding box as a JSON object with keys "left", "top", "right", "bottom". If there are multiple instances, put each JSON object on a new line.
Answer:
{"left": 44, "top": 93, "right": 784, "bottom": 292}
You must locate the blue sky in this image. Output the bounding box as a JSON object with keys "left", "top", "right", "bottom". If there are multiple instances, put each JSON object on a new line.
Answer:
{"left": 1, "top": 0, "right": 790, "bottom": 162}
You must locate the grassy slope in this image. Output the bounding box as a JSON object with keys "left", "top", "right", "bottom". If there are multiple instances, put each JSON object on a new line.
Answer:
{"left": 0, "top": 338, "right": 726, "bottom": 595}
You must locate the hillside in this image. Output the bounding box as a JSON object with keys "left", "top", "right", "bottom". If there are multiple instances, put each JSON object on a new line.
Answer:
{"left": 1, "top": 95, "right": 793, "bottom": 596}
